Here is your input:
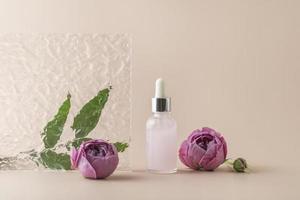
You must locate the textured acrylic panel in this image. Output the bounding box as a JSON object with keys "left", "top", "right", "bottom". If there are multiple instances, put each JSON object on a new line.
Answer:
{"left": 0, "top": 34, "right": 131, "bottom": 170}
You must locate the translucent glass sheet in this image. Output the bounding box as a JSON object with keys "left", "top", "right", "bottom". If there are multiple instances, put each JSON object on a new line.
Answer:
{"left": 0, "top": 34, "right": 131, "bottom": 170}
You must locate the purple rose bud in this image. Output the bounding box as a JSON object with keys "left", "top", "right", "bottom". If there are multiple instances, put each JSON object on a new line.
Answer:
{"left": 71, "top": 139, "right": 119, "bottom": 179}
{"left": 179, "top": 127, "right": 227, "bottom": 171}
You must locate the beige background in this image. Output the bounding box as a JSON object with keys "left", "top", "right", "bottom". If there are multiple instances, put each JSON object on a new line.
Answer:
{"left": 0, "top": 0, "right": 299, "bottom": 169}
{"left": 0, "top": 0, "right": 299, "bottom": 199}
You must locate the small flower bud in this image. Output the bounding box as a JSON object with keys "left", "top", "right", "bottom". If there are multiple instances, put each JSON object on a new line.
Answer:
{"left": 233, "top": 158, "right": 248, "bottom": 172}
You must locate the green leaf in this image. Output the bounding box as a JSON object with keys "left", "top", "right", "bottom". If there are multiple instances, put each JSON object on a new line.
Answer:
{"left": 65, "top": 137, "right": 92, "bottom": 151}
{"left": 113, "top": 142, "right": 129, "bottom": 152}
{"left": 71, "top": 88, "right": 110, "bottom": 138}
{"left": 41, "top": 94, "right": 71, "bottom": 148}
{"left": 39, "top": 149, "right": 71, "bottom": 170}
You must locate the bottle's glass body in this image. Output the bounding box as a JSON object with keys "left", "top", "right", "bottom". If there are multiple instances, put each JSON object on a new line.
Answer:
{"left": 146, "top": 112, "right": 177, "bottom": 173}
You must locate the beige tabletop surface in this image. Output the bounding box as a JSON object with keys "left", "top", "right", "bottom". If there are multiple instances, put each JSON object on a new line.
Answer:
{"left": 0, "top": 165, "right": 299, "bottom": 200}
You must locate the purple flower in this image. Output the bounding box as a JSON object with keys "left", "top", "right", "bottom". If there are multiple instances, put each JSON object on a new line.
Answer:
{"left": 71, "top": 139, "right": 119, "bottom": 179}
{"left": 179, "top": 127, "right": 227, "bottom": 171}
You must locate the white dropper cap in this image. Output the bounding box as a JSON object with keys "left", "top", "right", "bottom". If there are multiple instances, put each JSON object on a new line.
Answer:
{"left": 155, "top": 78, "right": 165, "bottom": 98}
{"left": 152, "top": 78, "right": 171, "bottom": 112}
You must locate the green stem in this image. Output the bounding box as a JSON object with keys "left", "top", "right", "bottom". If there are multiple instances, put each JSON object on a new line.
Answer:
{"left": 224, "top": 158, "right": 234, "bottom": 165}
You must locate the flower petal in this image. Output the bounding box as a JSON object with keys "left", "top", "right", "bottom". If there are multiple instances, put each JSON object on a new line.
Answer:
{"left": 219, "top": 135, "right": 227, "bottom": 158}
{"left": 70, "top": 148, "right": 78, "bottom": 169}
{"left": 91, "top": 155, "right": 119, "bottom": 179}
{"left": 199, "top": 143, "right": 217, "bottom": 169}
{"left": 179, "top": 140, "right": 191, "bottom": 168}
{"left": 77, "top": 155, "right": 97, "bottom": 179}
{"left": 187, "top": 129, "right": 202, "bottom": 143}
{"left": 188, "top": 143, "right": 206, "bottom": 169}
{"left": 205, "top": 144, "right": 226, "bottom": 170}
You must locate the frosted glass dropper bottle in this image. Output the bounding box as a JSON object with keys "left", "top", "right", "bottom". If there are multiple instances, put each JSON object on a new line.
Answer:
{"left": 146, "top": 78, "right": 177, "bottom": 173}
